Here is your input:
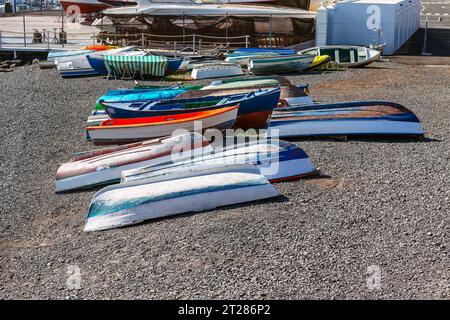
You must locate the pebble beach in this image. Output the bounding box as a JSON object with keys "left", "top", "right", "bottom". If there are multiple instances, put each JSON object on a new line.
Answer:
{"left": 0, "top": 61, "right": 448, "bottom": 299}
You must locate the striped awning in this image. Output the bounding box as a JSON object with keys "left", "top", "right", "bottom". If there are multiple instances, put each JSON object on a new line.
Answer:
{"left": 103, "top": 55, "right": 168, "bottom": 77}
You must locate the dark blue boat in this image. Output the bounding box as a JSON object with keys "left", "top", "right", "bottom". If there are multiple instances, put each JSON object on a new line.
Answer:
{"left": 101, "top": 88, "right": 281, "bottom": 129}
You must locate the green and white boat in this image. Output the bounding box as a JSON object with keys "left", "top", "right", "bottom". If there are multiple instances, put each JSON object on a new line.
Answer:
{"left": 298, "top": 46, "right": 380, "bottom": 68}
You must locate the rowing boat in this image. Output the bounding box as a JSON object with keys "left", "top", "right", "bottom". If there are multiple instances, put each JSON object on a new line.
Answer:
{"left": 249, "top": 54, "right": 316, "bottom": 75}
{"left": 101, "top": 88, "right": 281, "bottom": 129}
{"left": 86, "top": 106, "right": 238, "bottom": 145}
{"left": 232, "top": 47, "right": 297, "bottom": 56}
{"left": 269, "top": 101, "right": 424, "bottom": 138}
{"left": 298, "top": 46, "right": 380, "bottom": 67}
{"left": 122, "top": 139, "right": 316, "bottom": 184}
{"left": 84, "top": 164, "right": 279, "bottom": 232}
{"left": 55, "top": 132, "right": 211, "bottom": 192}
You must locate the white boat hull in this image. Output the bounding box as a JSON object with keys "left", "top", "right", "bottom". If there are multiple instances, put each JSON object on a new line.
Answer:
{"left": 191, "top": 65, "right": 243, "bottom": 80}
{"left": 269, "top": 119, "right": 424, "bottom": 137}
{"left": 84, "top": 164, "right": 279, "bottom": 231}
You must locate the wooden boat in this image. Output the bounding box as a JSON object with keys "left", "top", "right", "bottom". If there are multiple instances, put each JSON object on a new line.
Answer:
{"left": 55, "top": 133, "right": 211, "bottom": 193}
{"left": 298, "top": 46, "right": 380, "bottom": 67}
{"left": 84, "top": 164, "right": 279, "bottom": 232}
{"left": 86, "top": 106, "right": 238, "bottom": 145}
{"left": 249, "top": 54, "right": 316, "bottom": 75}
{"left": 101, "top": 88, "right": 281, "bottom": 129}
{"left": 191, "top": 64, "right": 243, "bottom": 80}
{"left": 269, "top": 101, "right": 424, "bottom": 138}
{"left": 56, "top": 46, "right": 136, "bottom": 78}
{"left": 122, "top": 139, "right": 316, "bottom": 184}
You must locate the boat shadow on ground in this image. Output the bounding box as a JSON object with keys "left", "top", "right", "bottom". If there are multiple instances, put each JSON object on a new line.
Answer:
{"left": 108, "top": 195, "right": 292, "bottom": 230}
{"left": 282, "top": 135, "right": 441, "bottom": 144}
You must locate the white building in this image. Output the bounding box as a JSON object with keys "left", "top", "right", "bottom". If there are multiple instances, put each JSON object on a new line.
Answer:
{"left": 316, "top": 0, "right": 421, "bottom": 55}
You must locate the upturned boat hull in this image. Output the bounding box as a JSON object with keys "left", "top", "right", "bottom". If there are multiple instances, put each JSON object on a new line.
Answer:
{"left": 84, "top": 164, "right": 280, "bottom": 232}
{"left": 55, "top": 133, "right": 211, "bottom": 192}
{"left": 249, "top": 55, "right": 316, "bottom": 75}
{"left": 122, "top": 139, "right": 316, "bottom": 184}
{"left": 269, "top": 101, "right": 424, "bottom": 137}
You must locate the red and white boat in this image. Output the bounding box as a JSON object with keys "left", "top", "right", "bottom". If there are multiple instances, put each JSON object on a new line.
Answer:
{"left": 60, "top": 0, "right": 110, "bottom": 14}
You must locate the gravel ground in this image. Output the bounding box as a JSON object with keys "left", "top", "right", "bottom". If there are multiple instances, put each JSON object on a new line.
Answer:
{"left": 0, "top": 61, "right": 448, "bottom": 299}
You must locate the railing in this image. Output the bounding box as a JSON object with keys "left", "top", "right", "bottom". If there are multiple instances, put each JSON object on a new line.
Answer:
{"left": 0, "top": 29, "right": 250, "bottom": 54}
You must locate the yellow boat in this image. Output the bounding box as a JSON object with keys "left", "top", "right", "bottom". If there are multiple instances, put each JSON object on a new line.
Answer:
{"left": 304, "top": 55, "right": 331, "bottom": 71}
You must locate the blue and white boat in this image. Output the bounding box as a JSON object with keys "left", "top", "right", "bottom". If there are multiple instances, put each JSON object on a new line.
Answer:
{"left": 269, "top": 101, "right": 424, "bottom": 137}
{"left": 122, "top": 139, "right": 317, "bottom": 184}
{"left": 84, "top": 164, "right": 280, "bottom": 232}
{"left": 100, "top": 88, "right": 281, "bottom": 130}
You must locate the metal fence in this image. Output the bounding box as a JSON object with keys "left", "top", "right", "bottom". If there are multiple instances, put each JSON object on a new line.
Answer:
{"left": 0, "top": 28, "right": 250, "bottom": 54}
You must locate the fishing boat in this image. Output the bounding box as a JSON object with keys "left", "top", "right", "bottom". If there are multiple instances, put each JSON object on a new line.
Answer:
{"left": 298, "top": 46, "right": 380, "bottom": 67}
{"left": 84, "top": 164, "right": 279, "bottom": 232}
{"left": 249, "top": 54, "right": 316, "bottom": 75}
{"left": 56, "top": 46, "right": 136, "bottom": 78}
{"left": 191, "top": 64, "right": 243, "bottom": 80}
{"left": 101, "top": 88, "right": 281, "bottom": 129}
{"left": 122, "top": 139, "right": 317, "bottom": 184}
{"left": 86, "top": 105, "right": 238, "bottom": 145}
{"left": 269, "top": 101, "right": 424, "bottom": 138}
{"left": 55, "top": 132, "right": 211, "bottom": 193}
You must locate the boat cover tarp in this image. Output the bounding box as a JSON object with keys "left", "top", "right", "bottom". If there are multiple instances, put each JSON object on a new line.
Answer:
{"left": 103, "top": 55, "right": 168, "bottom": 77}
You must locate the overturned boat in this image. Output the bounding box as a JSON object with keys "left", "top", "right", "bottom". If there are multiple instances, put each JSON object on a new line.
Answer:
{"left": 122, "top": 139, "right": 317, "bottom": 184}
{"left": 84, "top": 164, "right": 280, "bottom": 232}
{"left": 55, "top": 132, "right": 211, "bottom": 193}
{"left": 269, "top": 101, "right": 424, "bottom": 138}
